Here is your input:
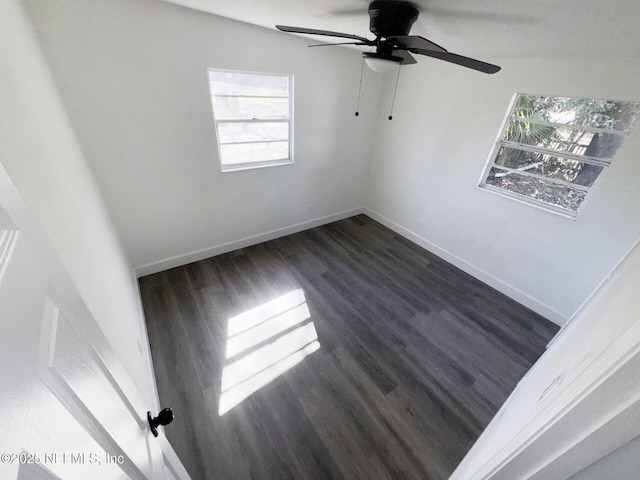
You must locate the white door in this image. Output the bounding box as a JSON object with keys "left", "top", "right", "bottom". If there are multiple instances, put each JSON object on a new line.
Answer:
{"left": 0, "top": 171, "right": 187, "bottom": 479}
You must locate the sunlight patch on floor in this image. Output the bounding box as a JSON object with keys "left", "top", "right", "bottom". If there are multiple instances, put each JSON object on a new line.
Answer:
{"left": 227, "top": 289, "right": 306, "bottom": 336}
{"left": 219, "top": 288, "right": 319, "bottom": 415}
{"left": 225, "top": 301, "right": 310, "bottom": 359}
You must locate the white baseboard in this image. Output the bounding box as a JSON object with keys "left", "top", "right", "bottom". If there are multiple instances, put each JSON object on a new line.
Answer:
{"left": 364, "top": 208, "right": 567, "bottom": 326}
{"left": 135, "top": 206, "right": 567, "bottom": 326}
{"left": 134, "top": 208, "right": 364, "bottom": 277}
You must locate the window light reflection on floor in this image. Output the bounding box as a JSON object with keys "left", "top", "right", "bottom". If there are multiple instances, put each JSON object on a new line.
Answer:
{"left": 219, "top": 288, "right": 320, "bottom": 416}
{"left": 226, "top": 298, "right": 310, "bottom": 359}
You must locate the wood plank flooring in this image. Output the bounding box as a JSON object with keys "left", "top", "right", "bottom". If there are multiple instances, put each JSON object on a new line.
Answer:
{"left": 139, "top": 215, "right": 558, "bottom": 480}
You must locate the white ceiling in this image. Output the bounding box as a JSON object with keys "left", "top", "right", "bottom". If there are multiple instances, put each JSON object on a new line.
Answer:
{"left": 162, "top": 0, "right": 640, "bottom": 59}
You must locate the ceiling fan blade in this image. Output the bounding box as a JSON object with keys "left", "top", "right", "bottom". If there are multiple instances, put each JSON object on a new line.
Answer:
{"left": 276, "top": 25, "right": 372, "bottom": 44}
{"left": 412, "top": 48, "right": 501, "bottom": 74}
{"left": 388, "top": 35, "right": 447, "bottom": 53}
{"left": 308, "top": 41, "right": 369, "bottom": 48}
{"left": 392, "top": 49, "right": 417, "bottom": 65}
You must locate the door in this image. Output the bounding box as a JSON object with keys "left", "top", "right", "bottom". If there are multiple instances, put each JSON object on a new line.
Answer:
{"left": 0, "top": 169, "right": 188, "bottom": 479}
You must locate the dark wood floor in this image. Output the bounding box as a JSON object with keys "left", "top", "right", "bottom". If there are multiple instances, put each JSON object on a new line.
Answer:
{"left": 140, "top": 215, "right": 558, "bottom": 480}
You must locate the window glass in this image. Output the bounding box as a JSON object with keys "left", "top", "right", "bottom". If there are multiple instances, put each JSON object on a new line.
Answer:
{"left": 480, "top": 94, "right": 639, "bottom": 217}
{"left": 208, "top": 69, "right": 293, "bottom": 172}
{"left": 493, "top": 147, "right": 604, "bottom": 188}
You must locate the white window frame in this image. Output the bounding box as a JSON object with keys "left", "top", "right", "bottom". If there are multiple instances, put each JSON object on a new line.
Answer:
{"left": 207, "top": 68, "right": 294, "bottom": 173}
{"left": 478, "top": 93, "right": 636, "bottom": 219}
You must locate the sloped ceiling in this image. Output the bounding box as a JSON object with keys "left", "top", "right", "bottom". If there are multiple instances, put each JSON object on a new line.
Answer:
{"left": 161, "top": 0, "right": 640, "bottom": 58}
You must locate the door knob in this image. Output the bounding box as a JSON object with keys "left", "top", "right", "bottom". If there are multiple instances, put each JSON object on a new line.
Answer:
{"left": 147, "top": 408, "right": 174, "bottom": 437}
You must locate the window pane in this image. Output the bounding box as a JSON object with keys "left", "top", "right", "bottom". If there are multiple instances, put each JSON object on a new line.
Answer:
{"left": 505, "top": 119, "right": 626, "bottom": 159}
{"left": 514, "top": 95, "right": 640, "bottom": 133}
{"left": 494, "top": 146, "right": 604, "bottom": 187}
{"left": 212, "top": 96, "right": 289, "bottom": 120}
{"left": 485, "top": 167, "right": 587, "bottom": 213}
{"left": 220, "top": 141, "right": 289, "bottom": 165}
{"left": 209, "top": 71, "right": 289, "bottom": 97}
{"left": 481, "top": 94, "right": 640, "bottom": 216}
{"left": 208, "top": 69, "right": 293, "bottom": 170}
{"left": 217, "top": 122, "right": 289, "bottom": 144}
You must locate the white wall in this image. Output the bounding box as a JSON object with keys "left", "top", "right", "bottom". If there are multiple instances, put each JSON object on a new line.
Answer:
{"left": 570, "top": 434, "right": 640, "bottom": 480}
{"left": 24, "top": 0, "right": 383, "bottom": 274}
{"left": 1, "top": 0, "right": 158, "bottom": 409}
{"left": 366, "top": 58, "right": 640, "bottom": 325}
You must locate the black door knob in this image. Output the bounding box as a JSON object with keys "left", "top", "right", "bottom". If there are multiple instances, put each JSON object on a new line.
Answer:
{"left": 147, "top": 408, "right": 174, "bottom": 437}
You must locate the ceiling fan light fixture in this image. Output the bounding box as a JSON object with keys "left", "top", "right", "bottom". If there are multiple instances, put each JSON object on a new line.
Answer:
{"left": 363, "top": 53, "right": 402, "bottom": 73}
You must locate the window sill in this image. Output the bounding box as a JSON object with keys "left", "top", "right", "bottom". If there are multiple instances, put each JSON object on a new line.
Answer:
{"left": 477, "top": 184, "right": 579, "bottom": 220}
{"left": 220, "top": 158, "right": 294, "bottom": 173}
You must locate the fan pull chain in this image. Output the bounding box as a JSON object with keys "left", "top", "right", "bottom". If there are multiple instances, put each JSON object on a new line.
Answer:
{"left": 388, "top": 64, "right": 402, "bottom": 120}
{"left": 354, "top": 57, "right": 365, "bottom": 117}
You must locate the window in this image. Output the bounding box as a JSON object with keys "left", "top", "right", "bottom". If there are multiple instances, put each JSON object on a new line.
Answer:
{"left": 208, "top": 69, "right": 293, "bottom": 172}
{"left": 479, "top": 94, "right": 640, "bottom": 217}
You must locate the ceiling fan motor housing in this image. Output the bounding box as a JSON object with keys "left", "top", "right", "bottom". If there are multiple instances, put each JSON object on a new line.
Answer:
{"left": 368, "top": 1, "right": 419, "bottom": 37}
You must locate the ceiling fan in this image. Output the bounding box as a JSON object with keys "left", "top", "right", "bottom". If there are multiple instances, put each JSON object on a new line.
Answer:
{"left": 276, "top": 0, "right": 501, "bottom": 74}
